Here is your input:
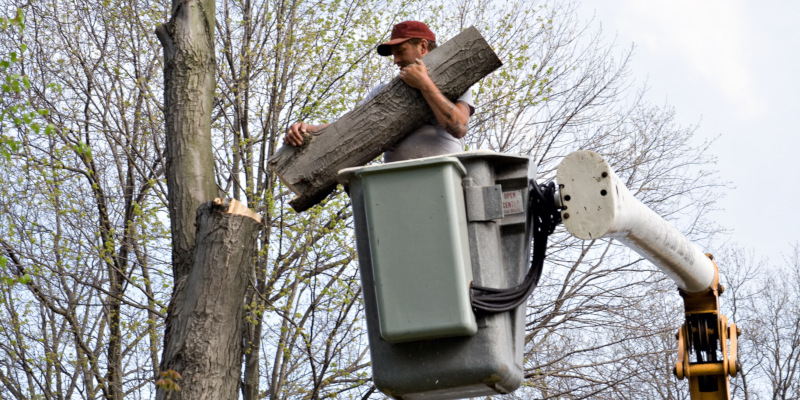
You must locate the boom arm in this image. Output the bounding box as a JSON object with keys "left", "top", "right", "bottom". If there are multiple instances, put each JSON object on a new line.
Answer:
{"left": 555, "top": 150, "right": 739, "bottom": 399}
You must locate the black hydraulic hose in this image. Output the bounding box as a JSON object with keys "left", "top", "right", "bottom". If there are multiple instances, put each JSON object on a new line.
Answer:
{"left": 470, "top": 178, "right": 561, "bottom": 313}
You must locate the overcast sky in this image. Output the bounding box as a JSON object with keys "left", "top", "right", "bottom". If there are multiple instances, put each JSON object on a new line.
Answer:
{"left": 575, "top": 0, "right": 800, "bottom": 262}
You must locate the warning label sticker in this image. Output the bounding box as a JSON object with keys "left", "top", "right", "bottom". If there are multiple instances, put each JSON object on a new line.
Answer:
{"left": 502, "top": 190, "right": 524, "bottom": 215}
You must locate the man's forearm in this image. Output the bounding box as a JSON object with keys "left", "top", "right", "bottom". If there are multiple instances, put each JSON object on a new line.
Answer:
{"left": 419, "top": 85, "right": 470, "bottom": 138}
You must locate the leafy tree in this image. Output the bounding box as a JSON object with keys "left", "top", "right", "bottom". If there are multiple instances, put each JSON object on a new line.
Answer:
{"left": 0, "top": 1, "right": 169, "bottom": 398}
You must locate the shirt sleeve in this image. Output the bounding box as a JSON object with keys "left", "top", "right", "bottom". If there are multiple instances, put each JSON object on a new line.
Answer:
{"left": 457, "top": 87, "right": 475, "bottom": 116}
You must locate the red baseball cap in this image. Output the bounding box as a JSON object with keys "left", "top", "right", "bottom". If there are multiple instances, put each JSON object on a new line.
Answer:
{"left": 377, "top": 21, "right": 436, "bottom": 56}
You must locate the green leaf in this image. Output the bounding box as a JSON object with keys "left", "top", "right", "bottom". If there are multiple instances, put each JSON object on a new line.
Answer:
{"left": 2, "top": 146, "right": 15, "bottom": 160}
{"left": 14, "top": 8, "right": 24, "bottom": 30}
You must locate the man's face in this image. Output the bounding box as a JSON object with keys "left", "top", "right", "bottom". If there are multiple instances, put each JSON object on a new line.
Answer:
{"left": 391, "top": 40, "right": 427, "bottom": 69}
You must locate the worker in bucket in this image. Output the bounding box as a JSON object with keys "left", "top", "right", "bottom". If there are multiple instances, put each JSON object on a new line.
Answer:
{"left": 283, "top": 20, "right": 474, "bottom": 162}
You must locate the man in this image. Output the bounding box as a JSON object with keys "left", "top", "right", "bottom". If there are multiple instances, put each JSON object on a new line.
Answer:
{"left": 283, "top": 21, "right": 474, "bottom": 162}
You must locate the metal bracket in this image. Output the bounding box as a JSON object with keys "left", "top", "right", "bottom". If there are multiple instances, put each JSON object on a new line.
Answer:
{"left": 463, "top": 178, "right": 504, "bottom": 222}
{"left": 674, "top": 254, "right": 740, "bottom": 400}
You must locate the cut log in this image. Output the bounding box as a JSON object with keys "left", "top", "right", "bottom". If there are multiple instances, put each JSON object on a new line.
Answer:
{"left": 268, "top": 26, "right": 502, "bottom": 212}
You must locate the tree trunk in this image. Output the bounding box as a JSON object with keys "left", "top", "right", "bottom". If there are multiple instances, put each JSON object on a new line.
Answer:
{"left": 241, "top": 289, "right": 264, "bottom": 400}
{"left": 267, "top": 26, "right": 502, "bottom": 212}
{"left": 155, "top": 1, "right": 263, "bottom": 398}
{"left": 156, "top": 0, "right": 219, "bottom": 284}
{"left": 156, "top": 199, "right": 261, "bottom": 400}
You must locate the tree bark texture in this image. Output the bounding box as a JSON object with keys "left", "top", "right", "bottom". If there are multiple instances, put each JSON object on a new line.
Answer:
{"left": 156, "top": 0, "right": 219, "bottom": 283}
{"left": 154, "top": 1, "right": 264, "bottom": 399}
{"left": 156, "top": 200, "right": 260, "bottom": 400}
{"left": 267, "top": 26, "right": 501, "bottom": 212}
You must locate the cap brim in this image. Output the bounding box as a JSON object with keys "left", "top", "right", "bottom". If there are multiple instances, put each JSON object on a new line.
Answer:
{"left": 377, "top": 38, "right": 412, "bottom": 56}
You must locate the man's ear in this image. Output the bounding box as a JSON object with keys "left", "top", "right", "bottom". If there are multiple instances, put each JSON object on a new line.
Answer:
{"left": 420, "top": 39, "right": 430, "bottom": 55}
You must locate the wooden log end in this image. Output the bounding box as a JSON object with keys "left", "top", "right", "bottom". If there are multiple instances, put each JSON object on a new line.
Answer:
{"left": 288, "top": 183, "right": 338, "bottom": 213}
{"left": 212, "top": 198, "right": 263, "bottom": 224}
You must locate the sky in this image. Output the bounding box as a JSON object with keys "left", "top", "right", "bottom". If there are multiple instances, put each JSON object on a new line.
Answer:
{"left": 575, "top": 0, "right": 800, "bottom": 262}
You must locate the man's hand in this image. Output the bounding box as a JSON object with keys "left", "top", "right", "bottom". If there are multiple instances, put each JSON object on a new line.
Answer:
{"left": 399, "top": 59, "right": 435, "bottom": 92}
{"left": 284, "top": 122, "right": 316, "bottom": 147}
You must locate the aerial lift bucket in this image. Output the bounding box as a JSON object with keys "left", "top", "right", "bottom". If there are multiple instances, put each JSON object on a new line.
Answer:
{"left": 337, "top": 151, "right": 532, "bottom": 399}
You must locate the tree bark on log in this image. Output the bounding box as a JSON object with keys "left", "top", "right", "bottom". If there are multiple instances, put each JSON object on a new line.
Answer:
{"left": 156, "top": 199, "right": 261, "bottom": 400}
{"left": 267, "top": 26, "right": 502, "bottom": 212}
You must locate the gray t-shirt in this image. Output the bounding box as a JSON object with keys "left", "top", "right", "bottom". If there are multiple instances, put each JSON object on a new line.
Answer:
{"left": 361, "top": 83, "right": 475, "bottom": 162}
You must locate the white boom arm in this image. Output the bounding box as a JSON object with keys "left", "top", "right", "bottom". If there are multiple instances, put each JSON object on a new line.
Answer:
{"left": 556, "top": 150, "right": 714, "bottom": 293}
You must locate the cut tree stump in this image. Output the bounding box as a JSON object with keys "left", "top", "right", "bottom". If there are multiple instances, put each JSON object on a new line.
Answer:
{"left": 268, "top": 26, "right": 502, "bottom": 212}
{"left": 157, "top": 198, "right": 261, "bottom": 400}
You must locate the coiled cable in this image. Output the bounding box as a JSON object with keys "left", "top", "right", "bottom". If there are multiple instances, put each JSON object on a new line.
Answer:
{"left": 470, "top": 178, "right": 561, "bottom": 313}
